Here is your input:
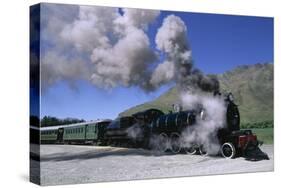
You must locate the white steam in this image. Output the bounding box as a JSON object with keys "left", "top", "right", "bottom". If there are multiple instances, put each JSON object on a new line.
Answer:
{"left": 180, "top": 92, "right": 227, "bottom": 155}
{"left": 126, "top": 123, "right": 144, "bottom": 141}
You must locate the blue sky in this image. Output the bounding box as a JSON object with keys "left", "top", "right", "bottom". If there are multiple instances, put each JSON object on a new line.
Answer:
{"left": 37, "top": 7, "right": 273, "bottom": 121}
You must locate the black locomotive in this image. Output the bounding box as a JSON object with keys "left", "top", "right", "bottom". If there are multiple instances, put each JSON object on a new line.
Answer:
{"left": 104, "top": 93, "right": 260, "bottom": 158}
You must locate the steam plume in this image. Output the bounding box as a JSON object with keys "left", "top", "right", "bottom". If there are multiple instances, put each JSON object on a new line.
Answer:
{"left": 180, "top": 92, "right": 226, "bottom": 155}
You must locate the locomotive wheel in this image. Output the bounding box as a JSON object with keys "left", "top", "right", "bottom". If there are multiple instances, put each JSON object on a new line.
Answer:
{"left": 170, "top": 132, "right": 181, "bottom": 154}
{"left": 184, "top": 144, "right": 197, "bottom": 155}
{"left": 156, "top": 133, "right": 169, "bottom": 153}
{"left": 220, "top": 143, "right": 236, "bottom": 159}
{"left": 199, "top": 145, "right": 208, "bottom": 156}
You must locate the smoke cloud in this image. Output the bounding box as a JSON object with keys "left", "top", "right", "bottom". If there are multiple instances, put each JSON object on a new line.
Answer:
{"left": 40, "top": 4, "right": 90, "bottom": 90}
{"left": 41, "top": 4, "right": 161, "bottom": 92}
{"left": 40, "top": 5, "right": 219, "bottom": 93}
{"left": 152, "top": 15, "right": 219, "bottom": 92}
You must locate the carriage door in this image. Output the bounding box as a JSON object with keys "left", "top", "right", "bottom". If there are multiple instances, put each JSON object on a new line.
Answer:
{"left": 85, "top": 125, "right": 88, "bottom": 141}
{"left": 57, "top": 128, "right": 64, "bottom": 143}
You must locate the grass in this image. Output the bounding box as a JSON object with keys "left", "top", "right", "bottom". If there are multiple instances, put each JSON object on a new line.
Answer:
{"left": 245, "top": 128, "right": 274, "bottom": 144}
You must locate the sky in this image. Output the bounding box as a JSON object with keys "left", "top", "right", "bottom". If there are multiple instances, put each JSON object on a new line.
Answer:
{"left": 30, "top": 4, "right": 273, "bottom": 121}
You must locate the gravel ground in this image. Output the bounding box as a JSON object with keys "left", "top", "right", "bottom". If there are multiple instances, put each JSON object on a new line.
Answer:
{"left": 36, "top": 144, "right": 273, "bottom": 186}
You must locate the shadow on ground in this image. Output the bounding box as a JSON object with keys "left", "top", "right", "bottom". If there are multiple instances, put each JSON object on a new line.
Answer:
{"left": 40, "top": 147, "right": 177, "bottom": 162}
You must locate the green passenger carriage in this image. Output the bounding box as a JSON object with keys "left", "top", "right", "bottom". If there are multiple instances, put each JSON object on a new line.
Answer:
{"left": 40, "top": 120, "right": 111, "bottom": 144}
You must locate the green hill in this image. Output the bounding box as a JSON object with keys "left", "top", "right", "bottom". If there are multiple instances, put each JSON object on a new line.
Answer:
{"left": 120, "top": 63, "right": 273, "bottom": 125}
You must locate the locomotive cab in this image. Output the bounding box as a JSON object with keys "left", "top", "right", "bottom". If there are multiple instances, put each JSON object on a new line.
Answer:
{"left": 225, "top": 93, "right": 240, "bottom": 132}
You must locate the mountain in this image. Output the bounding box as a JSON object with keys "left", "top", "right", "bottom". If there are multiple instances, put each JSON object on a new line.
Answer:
{"left": 120, "top": 63, "right": 273, "bottom": 124}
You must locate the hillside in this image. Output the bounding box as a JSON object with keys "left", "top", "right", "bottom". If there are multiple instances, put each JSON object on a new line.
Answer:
{"left": 120, "top": 63, "right": 273, "bottom": 124}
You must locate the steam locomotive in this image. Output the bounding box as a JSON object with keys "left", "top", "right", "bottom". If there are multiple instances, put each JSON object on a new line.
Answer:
{"left": 38, "top": 92, "right": 261, "bottom": 159}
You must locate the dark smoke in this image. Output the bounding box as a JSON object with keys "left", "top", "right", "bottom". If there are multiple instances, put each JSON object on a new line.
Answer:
{"left": 153, "top": 14, "right": 220, "bottom": 93}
